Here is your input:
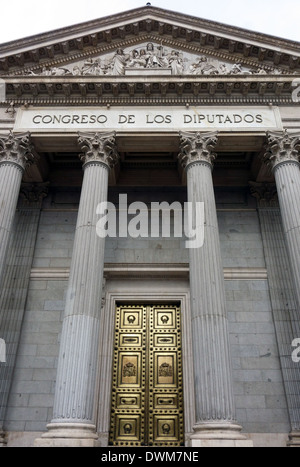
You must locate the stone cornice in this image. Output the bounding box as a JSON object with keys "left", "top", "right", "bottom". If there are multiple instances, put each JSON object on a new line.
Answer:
{"left": 0, "top": 7, "right": 299, "bottom": 75}
{"left": 1, "top": 6, "right": 299, "bottom": 54}
{"left": 2, "top": 75, "right": 297, "bottom": 105}
{"left": 29, "top": 265, "right": 268, "bottom": 281}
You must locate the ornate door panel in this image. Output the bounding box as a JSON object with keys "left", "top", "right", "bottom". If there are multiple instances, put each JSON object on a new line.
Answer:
{"left": 109, "top": 305, "right": 184, "bottom": 447}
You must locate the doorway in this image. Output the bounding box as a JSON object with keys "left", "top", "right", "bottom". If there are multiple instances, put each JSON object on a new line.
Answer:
{"left": 109, "top": 304, "right": 184, "bottom": 446}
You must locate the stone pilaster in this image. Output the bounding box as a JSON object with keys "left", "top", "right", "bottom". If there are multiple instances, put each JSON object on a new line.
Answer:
{"left": 250, "top": 182, "right": 300, "bottom": 447}
{"left": 0, "top": 132, "right": 37, "bottom": 447}
{"left": 262, "top": 131, "right": 300, "bottom": 447}
{"left": 264, "top": 130, "right": 300, "bottom": 313}
{"left": 179, "top": 131, "right": 252, "bottom": 447}
{"left": 0, "top": 184, "right": 47, "bottom": 447}
{"left": 35, "top": 132, "right": 118, "bottom": 447}
{"left": 0, "top": 132, "right": 36, "bottom": 285}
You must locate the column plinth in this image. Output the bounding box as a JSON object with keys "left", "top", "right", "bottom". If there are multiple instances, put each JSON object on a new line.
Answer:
{"left": 179, "top": 131, "right": 252, "bottom": 447}
{"left": 288, "top": 432, "right": 300, "bottom": 447}
{"left": 35, "top": 132, "right": 118, "bottom": 447}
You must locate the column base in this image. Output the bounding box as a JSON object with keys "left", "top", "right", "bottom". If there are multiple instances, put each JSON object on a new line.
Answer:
{"left": 0, "top": 431, "right": 7, "bottom": 447}
{"left": 34, "top": 423, "right": 98, "bottom": 447}
{"left": 189, "top": 422, "right": 253, "bottom": 448}
{"left": 287, "top": 431, "right": 300, "bottom": 447}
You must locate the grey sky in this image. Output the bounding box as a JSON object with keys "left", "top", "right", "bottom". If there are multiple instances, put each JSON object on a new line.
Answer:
{"left": 0, "top": 0, "right": 299, "bottom": 44}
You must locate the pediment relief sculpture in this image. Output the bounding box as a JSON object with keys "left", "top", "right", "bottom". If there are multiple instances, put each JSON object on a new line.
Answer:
{"left": 22, "top": 42, "right": 284, "bottom": 77}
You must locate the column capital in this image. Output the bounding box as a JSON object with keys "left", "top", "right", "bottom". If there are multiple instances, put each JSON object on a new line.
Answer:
{"left": 249, "top": 181, "right": 278, "bottom": 208}
{"left": 264, "top": 130, "right": 300, "bottom": 171}
{"left": 178, "top": 131, "right": 218, "bottom": 170}
{"left": 78, "top": 131, "right": 119, "bottom": 169}
{"left": 0, "top": 131, "right": 36, "bottom": 171}
{"left": 19, "top": 182, "right": 49, "bottom": 207}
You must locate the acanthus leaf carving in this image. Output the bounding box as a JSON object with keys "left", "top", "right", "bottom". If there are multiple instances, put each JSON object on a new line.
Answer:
{"left": 78, "top": 131, "right": 119, "bottom": 169}
{"left": 264, "top": 130, "right": 300, "bottom": 170}
{"left": 179, "top": 130, "right": 219, "bottom": 169}
{"left": 249, "top": 181, "right": 278, "bottom": 208}
{"left": 0, "top": 131, "right": 37, "bottom": 170}
{"left": 20, "top": 181, "right": 49, "bottom": 204}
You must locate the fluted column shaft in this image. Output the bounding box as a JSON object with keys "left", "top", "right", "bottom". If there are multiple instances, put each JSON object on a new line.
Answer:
{"left": 0, "top": 132, "right": 35, "bottom": 284}
{"left": 264, "top": 130, "right": 300, "bottom": 310}
{"left": 0, "top": 188, "right": 46, "bottom": 446}
{"left": 50, "top": 133, "right": 118, "bottom": 434}
{"left": 250, "top": 183, "right": 300, "bottom": 444}
{"left": 179, "top": 132, "right": 237, "bottom": 433}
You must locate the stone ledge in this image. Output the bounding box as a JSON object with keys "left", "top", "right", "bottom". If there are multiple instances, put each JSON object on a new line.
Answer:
{"left": 30, "top": 265, "right": 268, "bottom": 280}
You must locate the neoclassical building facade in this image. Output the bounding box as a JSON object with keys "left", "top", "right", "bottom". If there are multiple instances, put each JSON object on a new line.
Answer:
{"left": 0, "top": 6, "right": 299, "bottom": 447}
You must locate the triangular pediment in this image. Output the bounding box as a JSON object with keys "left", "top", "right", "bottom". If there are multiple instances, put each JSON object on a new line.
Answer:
{"left": 0, "top": 6, "right": 299, "bottom": 76}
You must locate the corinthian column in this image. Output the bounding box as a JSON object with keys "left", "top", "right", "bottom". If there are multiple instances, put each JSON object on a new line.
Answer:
{"left": 35, "top": 132, "right": 118, "bottom": 447}
{"left": 0, "top": 132, "right": 36, "bottom": 284}
{"left": 179, "top": 132, "right": 251, "bottom": 447}
{"left": 264, "top": 130, "right": 300, "bottom": 312}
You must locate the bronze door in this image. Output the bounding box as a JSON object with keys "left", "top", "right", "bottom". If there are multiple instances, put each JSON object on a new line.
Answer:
{"left": 109, "top": 304, "right": 184, "bottom": 446}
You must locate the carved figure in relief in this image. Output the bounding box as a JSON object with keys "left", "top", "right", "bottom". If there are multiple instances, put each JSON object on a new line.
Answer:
{"left": 145, "top": 43, "right": 168, "bottom": 68}
{"left": 128, "top": 49, "right": 147, "bottom": 68}
{"left": 257, "top": 67, "right": 268, "bottom": 74}
{"left": 230, "top": 63, "right": 251, "bottom": 75}
{"left": 109, "top": 48, "right": 129, "bottom": 75}
{"left": 219, "top": 63, "right": 231, "bottom": 74}
{"left": 48, "top": 66, "right": 70, "bottom": 76}
{"left": 40, "top": 66, "right": 52, "bottom": 76}
{"left": 162, "top": 423, "right": 171, "bottom": 435}
{"left": 168, "top": 50, "right": 184, "bottom": 75}
{"left": 81, "top": 58, "right": 104, "bottom": 75}
{"left": 123, "top": 423, "right": 133, "bottom": 434}
{"left": 159, "top": 362, "right": 173, "bottom": 377}
{"left": 17, "top": 44, "right": 285, "bottom": 77}
{"left": 72, "top": 66, "right": 81, "bottom": 76}
{"left": 189, "top": 56, "right": 219, "bottom": 75}
{"left": 123, "top": 362, "right": 136, "bottom": 377}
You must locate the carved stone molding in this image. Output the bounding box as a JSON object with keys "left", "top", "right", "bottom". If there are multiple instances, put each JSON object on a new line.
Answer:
{"left": 0, "top": 131, "right": 37, "bottom": 170}
{"left": 249, "top": 181, "right": 278, "bottom": 208}
{"left": 178, "top": 131, "right": 218, "bottom": 169}
{"left": 4, "top": 75, "right": 296, "bottom": 105}
{"left": 264, "top": 130, "right": 300, "bottom": 170}
{"left": 78, "top": 131, "right": 119, "bottom": 169}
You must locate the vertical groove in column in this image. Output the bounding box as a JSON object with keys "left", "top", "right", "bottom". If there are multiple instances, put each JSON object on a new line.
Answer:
{"left": 0, "top": 206, "right": 41, "bottom": 428}
{"left": 187, "top": 162, "right": 236, "bottom": 425}
{"left": 96, "top": 288, "right": 115, "bottom": 436}
{"left": 52, "top": 162, "right": 109, "bottom": 426}
{"left": 0, "top": 164, "right": 23, "bottom": 281}
{"left": 259, "top": 206, "right": 300, "bottom": 431}
{"left": 274, "top": 162, "right": 300, "bottom": 310}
